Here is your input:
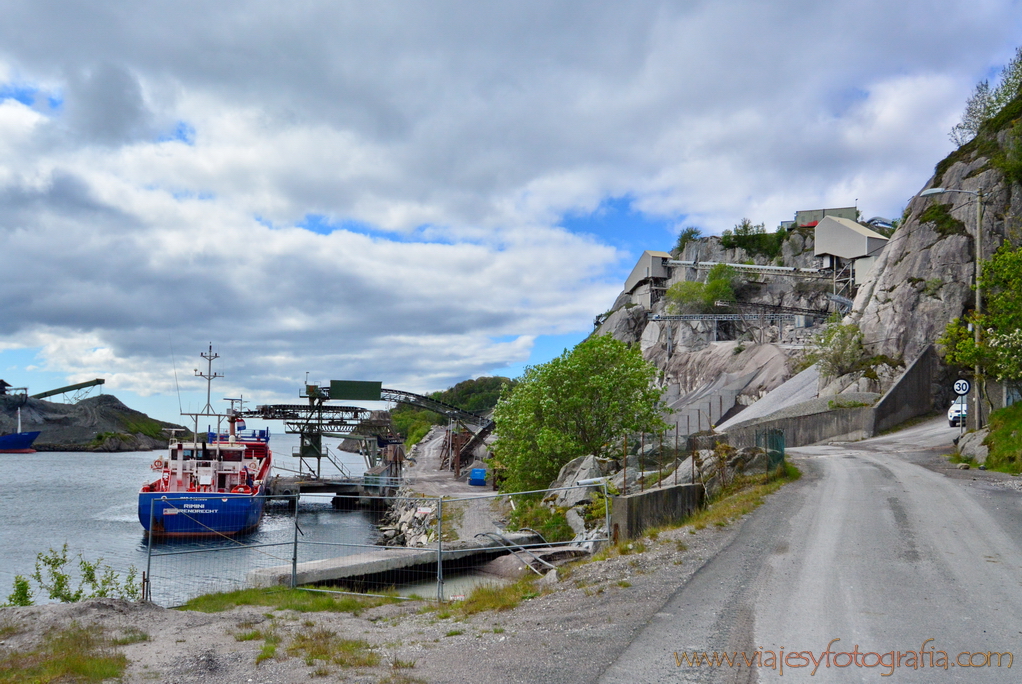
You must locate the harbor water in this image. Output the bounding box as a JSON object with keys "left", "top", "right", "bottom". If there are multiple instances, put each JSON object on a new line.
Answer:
{"left": 0, "top": 433, "right": 382, "bottom": 606}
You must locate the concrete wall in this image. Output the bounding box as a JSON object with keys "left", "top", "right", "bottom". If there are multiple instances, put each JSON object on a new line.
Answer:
{"left": 610, "top": 483, "right": 704, "bottom": 541}
{"left": 726, "top": 406, "right": 876, "bottom": 449}
{"left": 873, "top": 345, "right": 935, "bottom": 434}
{"left": 722, "top": 345, "right": 938, "bottom": 449}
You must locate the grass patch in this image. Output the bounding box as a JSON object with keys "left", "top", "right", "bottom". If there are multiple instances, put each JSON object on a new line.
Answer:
{"left": 683, "top": 463, "right": 801, "bottom": 530}
{"left": 454, "top": 577, "right": 543, "bottom": 616}
{"left": 919, "top": 202, "right": 968, "bottom": 238}
{"left": 444, "top": 629, "right": 464, "bottom": 637}
{"left": 179, "top": 586, "right": 399, "bottom": 615}
{"left": 616, "top": 580, "right": 632, "bottom": 588}
{"left": 0, "top": 622, "right": 128, "bottom": 683}
{"left": 109, "top": 627, "right": 149, "bottom": 645}
{"left": 235, "top": 629, "right": 263, "bottom": 642}
{"left": 286, "top": 630, "right": 379, "bottom": 668}
{"left": 378, "top": 675, "right": 429, "bottom": 684}
{"left": 982, "top": 403, "right": 1022, "bottom": 474}
{"left": 390, "top": 657, "right": 416, "bottom": 669}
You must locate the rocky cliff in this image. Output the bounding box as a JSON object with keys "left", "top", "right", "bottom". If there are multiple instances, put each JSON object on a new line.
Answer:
{"left": 852, "top": 124, "right": 1022, "bottom": 366}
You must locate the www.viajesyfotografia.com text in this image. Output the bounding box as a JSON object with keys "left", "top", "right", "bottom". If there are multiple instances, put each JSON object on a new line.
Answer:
{"left": 675, "top": 638, "right": 1012, "bottom": 676}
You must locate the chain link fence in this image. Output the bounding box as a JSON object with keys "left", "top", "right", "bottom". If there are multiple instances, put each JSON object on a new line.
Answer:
{"left": 144, "top": 484, "right": 609, "bottom": 606}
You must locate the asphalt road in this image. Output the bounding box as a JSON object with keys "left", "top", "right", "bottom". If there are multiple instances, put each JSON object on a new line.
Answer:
{"left": 600, "top": 417, "right": 1022, "bottom": 683}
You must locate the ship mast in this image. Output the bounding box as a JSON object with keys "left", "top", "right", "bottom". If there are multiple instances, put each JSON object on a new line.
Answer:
{"left": 182, "top": 344, "right": 225, "bottom": 437}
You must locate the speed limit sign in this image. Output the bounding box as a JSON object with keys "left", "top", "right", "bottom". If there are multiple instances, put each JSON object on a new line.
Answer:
{"left": 953, "top": 379, "right": 971, "bottom": 396}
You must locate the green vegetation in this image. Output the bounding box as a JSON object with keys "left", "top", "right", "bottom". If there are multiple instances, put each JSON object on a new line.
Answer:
{"left": 994, "top": 120, "right": 1022, "bottom": 185}
{"left": 390, "top": 376, "right": 515, "bottom": 447}
{"left": 3, "top": 576, "right": 32, "bottom": 607}
{"left": 940, "top": 243, "right": 1022, "bottom": 384}
{"left": 720, "top": 218, "right": 786, "bottom": 259}
{"left": 4, "top": 545, "right": 141, "bottom": 605}
{"left": 0, "top": 623, "right": 129, "bottom": 683}
{"left": 979, "top": 403, "right": 1022, "bottom": 474}
{"left": 918, "top": 202, "right": 967, "bottom": 238}
{"left": 684, "top": 463, "right": 801, "bottom": 530}
{"left": 950, "top": 45, "right": 1022, "bottom": 147}
{"left": 672, "top": 226, "right": 702, "bottom": 257}
{"left": 454, "top": 576, "right": 543, "bottom": 615}
{"left": 119, "top": 415, "right": 167, "bottom": 439}
{"left": 179, "top": 586, "right": 400, "bottom": 614}
{"left": 665, "top": 264, "right": 738, "bottom": 313}
{"left": 827, "top": 399, "right": 873, "bottom": 410}
{"left": 798, "top": 315, "right": 898, "bottom": 381}
{"left": 506, "top": 499, "right": 574, "bottom": 542}
{"left": 490, "top": 335, "right": 664, "bottom": 492}
{"left": 286, "top": 630, "right": 379, "bottom": 668}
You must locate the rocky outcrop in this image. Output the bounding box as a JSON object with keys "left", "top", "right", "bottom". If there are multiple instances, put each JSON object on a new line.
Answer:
{"left": 1, "top": 393, "right": 184, "bottom": 451}
{"left": 852, "top": 124, "right": 1022, "bottom": 383}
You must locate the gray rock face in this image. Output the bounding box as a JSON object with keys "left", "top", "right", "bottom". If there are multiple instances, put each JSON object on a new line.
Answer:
{"left": 851, "top": 160, "right": 1012, "bottom": 366}
{"left": 548, "top": 454, "right": 613, "bottom": 508}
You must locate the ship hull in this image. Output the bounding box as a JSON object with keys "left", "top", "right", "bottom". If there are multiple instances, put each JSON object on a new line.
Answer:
{"left": 0, "top": 431, "right": 41, "bottom": 453}
{"left": 138, "top": 491, "right": 266, "bottom": 537}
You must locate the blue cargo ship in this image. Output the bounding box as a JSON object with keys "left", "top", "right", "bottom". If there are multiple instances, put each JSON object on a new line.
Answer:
{"left": 0, "top": 430, "right": 40, "bottom": 453}
{"left": 138, "top": 346, "right": 273, "bottom": 537}
{"left": 0, "top": 408, "right": 40, "bottom": 453}
{"left": 138, "top": 425, "right": 273, "bottom": 537}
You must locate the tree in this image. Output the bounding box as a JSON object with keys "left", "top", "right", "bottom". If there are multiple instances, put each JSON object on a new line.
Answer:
{"left": 939, "top": 243, "right": 1022, "bottom": 383}
{"left": 665, "top": 263, "right": 738, "bottom": 313}
{"left": 950, "top": 45, "right": 1022, "bottom": 147}
{"left": 673, "top": 226, "right": 702, "bottom": 257}
{"left": 490, "top": 335, "right": 666, "bottom": 492}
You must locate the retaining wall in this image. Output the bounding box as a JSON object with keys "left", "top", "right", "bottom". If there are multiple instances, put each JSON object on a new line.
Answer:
{"left": 873, "top": 345, "right": 936, "bottom": 434}
{"left": 727, "top": 406, "right": 875, "bottom": 449}
{"left": 610, "top": 483, "right": 704, "bottom": 541}
{"left": 723, "top": 346, "right": 938, "bottom": 449}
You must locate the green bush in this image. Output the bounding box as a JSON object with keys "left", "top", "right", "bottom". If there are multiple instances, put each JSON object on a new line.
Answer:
{"left": 983, "top": 402, "right": 1022, "bottom": 474}
{"left": 507, "top": 498, "right": 575, "bottom": 542}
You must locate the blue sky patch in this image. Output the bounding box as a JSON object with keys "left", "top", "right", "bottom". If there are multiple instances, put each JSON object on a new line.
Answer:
{"left": 158, "top": 121, "right": 196, "bottom": 145}
{"left": 488, "top": 330, "right": 590, "bottom": 380}
{"left": 560, "top": 196, "right": 681, "bottom": 281}
{"left": 0, "top": 82, "right": 39, "bottom": 106}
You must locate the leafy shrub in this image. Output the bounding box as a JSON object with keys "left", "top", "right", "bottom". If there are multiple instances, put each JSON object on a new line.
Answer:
{"left": 720, "top": 219, "right": 786, "bottom": 259}
{"left": 17, "top": 544, "right": 141, "bottom": 604}
{"left": 506, "top": 498, "right": 575, "bottom": 542}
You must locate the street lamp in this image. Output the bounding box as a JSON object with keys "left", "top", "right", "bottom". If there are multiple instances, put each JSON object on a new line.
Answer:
{"left": 919, "top": 186, "right": 985, "bottom": 428}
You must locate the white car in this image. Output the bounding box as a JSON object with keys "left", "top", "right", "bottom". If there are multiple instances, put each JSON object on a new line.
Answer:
{"left": 948, "top": 399, "right": 967, "bottom": 427}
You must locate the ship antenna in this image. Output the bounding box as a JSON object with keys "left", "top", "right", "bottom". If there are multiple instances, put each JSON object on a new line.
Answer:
{"left": 170, "top": 346, "right": 184, "bottom": 415}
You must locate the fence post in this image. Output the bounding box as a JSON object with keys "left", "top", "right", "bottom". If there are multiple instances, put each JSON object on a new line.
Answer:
{"left": 602, "top": 483, "right": 611, "bottom": 545}
{"left": 436, "top": 496, "right": 444, "bottom": 602}
{"left": 145, "top": 499, "right": 155, "bottom": 602}
{"left": 291, "top": 494, "right": 299, "bottom": 589}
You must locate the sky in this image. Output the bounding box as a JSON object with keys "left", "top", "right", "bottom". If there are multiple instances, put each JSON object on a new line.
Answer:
{"left": 1, "top": 1, "right": 1021, "bottom": 425}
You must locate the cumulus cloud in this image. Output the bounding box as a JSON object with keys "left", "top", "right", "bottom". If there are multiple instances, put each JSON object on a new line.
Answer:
{"left": 0, "top": 1, "right": 1020, "bottom": 417}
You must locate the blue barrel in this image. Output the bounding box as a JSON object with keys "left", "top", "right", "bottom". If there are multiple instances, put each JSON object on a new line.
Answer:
{"left": 469, "top": 468, "right": 487, "bottom": 486}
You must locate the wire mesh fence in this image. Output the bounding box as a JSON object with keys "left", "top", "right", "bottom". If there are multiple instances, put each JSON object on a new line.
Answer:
{"left": 144, "top": 484, "right": 610, "bottom": 607}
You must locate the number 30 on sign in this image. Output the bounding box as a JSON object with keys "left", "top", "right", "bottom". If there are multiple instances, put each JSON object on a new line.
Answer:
{"left": 953, "top": 379, "right": 971, "bottom": 396}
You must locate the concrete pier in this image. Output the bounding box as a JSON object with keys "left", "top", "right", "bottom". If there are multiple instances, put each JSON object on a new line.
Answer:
{"left": 246, "top": 532, "right": 541, "bottom": 587}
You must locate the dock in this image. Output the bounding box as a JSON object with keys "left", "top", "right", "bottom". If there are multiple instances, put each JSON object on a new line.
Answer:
{"left": 246, "top": 532, "right": 542, "bottom": 587}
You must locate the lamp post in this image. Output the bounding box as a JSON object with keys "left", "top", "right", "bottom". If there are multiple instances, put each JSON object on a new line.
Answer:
{"left": 919, "top": 186, "right": 985, "bottom": 428}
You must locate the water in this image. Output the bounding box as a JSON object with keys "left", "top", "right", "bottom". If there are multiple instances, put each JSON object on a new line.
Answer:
{"left": 0, "top": 433, "right": 382, "bottom": 605}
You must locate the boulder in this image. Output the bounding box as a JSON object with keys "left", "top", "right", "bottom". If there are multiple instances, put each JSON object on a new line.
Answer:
{"left": 957, "top": 429, "right": 989, "bottom": 464}
{"left": 549, "top": 455, "right": 611, "bottom": 507}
